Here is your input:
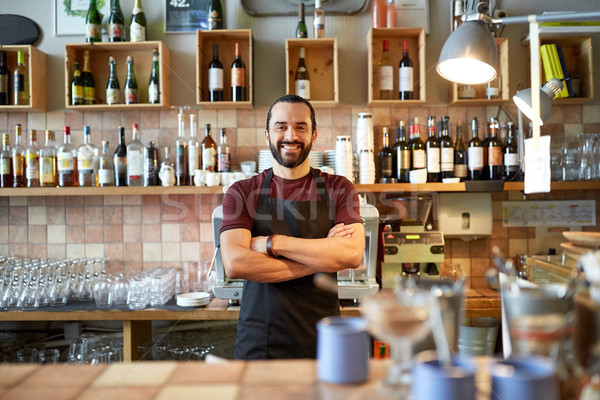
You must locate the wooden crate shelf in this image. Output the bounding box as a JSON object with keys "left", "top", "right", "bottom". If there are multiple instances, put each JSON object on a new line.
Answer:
{"left": 285, "top": 38, "right": 339, "bottom": 107}
{"left": 367, "top": 27, "right": 426, "bottom": 106}
{"left": 0, "top": 45, "right": 46, "bottom": 112}
{"left": 196, "top": 29, "right": 253, "bottom": 108}
{"left": 64, "top": 41, "right": 171, "bottom": 110}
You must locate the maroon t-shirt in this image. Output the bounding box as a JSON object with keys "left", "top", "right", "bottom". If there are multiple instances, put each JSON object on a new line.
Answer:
{"left": 220, "top": 169, "right": 362, "bottom": 234}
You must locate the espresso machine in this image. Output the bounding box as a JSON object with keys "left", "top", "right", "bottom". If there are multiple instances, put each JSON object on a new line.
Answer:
{"left": 211, "top": 204, "right": 380, "bottom": 305}
{"left": 378, "top": 195, "right": 445, "bottom": 288}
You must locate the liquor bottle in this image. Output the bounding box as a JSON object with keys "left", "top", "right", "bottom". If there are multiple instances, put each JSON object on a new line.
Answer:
{"left": 398, "top": 40, "right": 414, "bottom": 100}
{"left": 208, "top": 43, "right": 224, "bottom": 102}
{"left": 85, "top": 0, "right": 102, "bottom": 43}
{"left": 77, "top": 126, "right": 97, "bottom": 187}
{"left": 371, "top": 0, "right": 386, "bottom": 28}
{"left": 144, "top": 140, "right": 159, "bottom": 186}
{"left": 313, "top": 0, "right": 325, "bottom": 38}
{"left": 486, "top": 76, "right": 500, "bottom": 100}
{"left": 201, "top": 123, "right": 217, "bottom": 172}
{"left": 124, "top": 56, "right": 138, "bottom": 104}
{"left": 127, "top": 123, "right": 144, "bottom": 186}
{"left": 13, "top": 51, "right": 28, "bottom": 105}
{"left": 113, "top": 126, "right": 128, "bottom": 186}
{"left": 206, "top": 0, "right": 224, "bottom": 30}
{"left": 378, "top": 127, "right": 394, "bottom": 183}
{"left": 481, "top": 121, "right": 491, "bottom": 179}
{"left": 160, "top": 147, "right": 175, "bottom": 186}
{"left": 24, "top": 129, "right": 39, "bottom": 187}
{"left": 57, "top": 126, "right": 77, "bottom": 187}
{"left": 504, "top": 122, "right": 520, "bottom": 181}
{"left": 175, "top": 113, "right": 188, "bottom": 186}
{"left": 453, "top": 120, "right": 468, "bottom": 181}
{"left": 12, "top": 124, "right": 24, "bottom": 187}
{"left": 188, "top": 113, "right": 199, "bottom": 185}
{"left": 0, "top": 133, "right": 12, "bottom": 188}
{"left": 108, "top": 0, "right": 126, "bottom": 42}
{"left": 487, "top": 117, "right": 503, "bottom": 180}
{"left": 130, "top": 0, "right": 147, "bottom": 42}
{"left": 71, "top": 62, "right": 84, "bottom": 106}
{"left": 467, "top": 117, "right": 484, "bottom": 180}
{"left": 148, "top": 51, "right": 160, "bottom": 104}
{"left": 296, "top": 3, "right": 308, "bottom": 39}
{"left": 378, "top": 40, "right": 393, "bottom": 100}
{"left": 409, "top": 118, "right": 425, "bottom": 171}
{"left": 217, "top": 128, "right": 231, "bottom": 173}
{"left": 82, "top": 50, "right": 95, "bottom": 105}
{"left": 425, "top": 116, "right": 440, "bottom": 182}
{"left": 39, "top": 130, "right": 58, "bottom": 187}
{"left": 386, "top": 0, "right": 397, "bottom": 28}
{"left": 106, "top": 56, "right": 121, "bottom": 105}
{"left": 440, "top": 116, "right": 454, "bottom": 179}
{"left": 295, "top": 47, "right": 310, "bottom": 100}
{"left": 98, "top": 140, "right": 114, "bottom": 187}
{"left": 452, "top": 0, "right": 464, "bottom": 32}
{"left": 231, "top": 43, "right": 246, "bottom": 102}
{"left": 393, "top": 121, "right": 410, "bottom": 182}
{"left": 0, "top": 51, "right": 10, "bottom": 105}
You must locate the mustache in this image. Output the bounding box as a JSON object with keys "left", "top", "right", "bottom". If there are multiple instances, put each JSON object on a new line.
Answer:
{"left": 277, "top": 140, "right": 304, "bottom": 147}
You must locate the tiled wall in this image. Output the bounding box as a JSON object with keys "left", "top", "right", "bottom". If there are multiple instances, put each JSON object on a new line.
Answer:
{"left": 1, "top": 103, "right": 599, "bottom": 287}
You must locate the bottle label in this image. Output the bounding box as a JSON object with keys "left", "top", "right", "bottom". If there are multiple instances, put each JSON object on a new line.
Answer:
{"left": 79, "top": 146, "right": 95, "bottom": 164}
{"left": 175, "top": 146, "right": 187, "bottom": 177}
{"left": 468, "top": 147, "right": 484, "bottom": 170}
{"left": 412, "top": 149, "right": 425, "bottom": 169}
{"left": 40, "top": 157, "right": 55, "bottom": 184}
{"left": 488, "top": 146, "right": 503, "bottom": 166}
{"left": 12, "top": 154, "right": 23, "bottom": 175}
{"left": 98, "top": 169, "right": 113, "bottom": 185}
{"left": 84, "top": 86, "right": 95, "bottom": 105}
{"left": 202, "top": 147, "right": 216, "bottom": 171}
{"left": 86, "top": 24, "right": 101, "bottom": 40}
{"left": 380, "top": 158, "right": 392, "bottom": 177}
{"left": 454, "top": 164, "right": 467, "bottom": 178}
{"left": 295, "top": 79, "right": 310, "bottom": 100}
{"left": 209, "top": 68, "right": 224, "bottom": 90}
{"left": 25, "top": 153, "right": 39, "bottom": 179}
{"left": 231, "top": 67, "right": 246, "bottom": 87}
{"left": 14, "top": 75, "right": 24, "bottom": 92}
{"left": 314, "top": 16, "right": 324, "bottom": 29}
{"left": 73, "top": 85, "right": 84, "bottom": 103}
{"left": 399, "top": 66, "right": 413, "bottom": 93}
{"left": 441, "top": 148, "right": 454, "bottom": 172}
{"left": 0, "top": 158, "right": 9, "bottom": 175}
{"left": 148, "top": 83, "right": 159, "bottom": 103}
{"left": 57, "top": 151, "right": 74, "bottom": 172}
{"left": 130, "top": 22, "right": 146, "bottom": 42}
{"left": 106, "top": 88, "right": 120, "bottom": 105}
{"left": 108, "top": 23, "right": 125, "bottom": 40}
{"left": 426, "top": 147, "right": 440, "bottom": 173}
{"left": 504, "top": 153, "right": 519, "bottom": 167}
{"left": 379, "top": 65, "right": 393, "bottom": 91}
{"left": 486, "top": 85, "right": 499, "bottom": 98}
{"left": 399, "top": 149, "right": 410, "bottom": 169}
{"left": 128, "top": 150, "right": 142, "bottom": 177}
{"left": 125, "top": 88, "right": 138, "bottom": 104}
{"left": 218, "top": 152, "right": 231, "bottom": 172}
{"left": 188, "top": 145, "right": 199, "bottom": 172}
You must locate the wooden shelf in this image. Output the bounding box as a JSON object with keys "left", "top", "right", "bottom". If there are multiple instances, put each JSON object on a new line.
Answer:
{"left": 0, "top": 45, "right": 47, "bottom": 112}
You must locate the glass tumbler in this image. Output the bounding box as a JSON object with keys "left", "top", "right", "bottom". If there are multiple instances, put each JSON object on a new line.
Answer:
{"left": 128, "top": 276, "right": 148, "bottom": 310}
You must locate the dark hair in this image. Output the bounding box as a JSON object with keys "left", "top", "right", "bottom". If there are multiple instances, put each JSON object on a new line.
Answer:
{"left": 265, "top": 94, "right": 317, "bottom": 133}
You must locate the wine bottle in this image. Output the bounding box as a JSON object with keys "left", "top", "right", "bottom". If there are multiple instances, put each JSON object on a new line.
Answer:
{"left": 295, "top": 47, "right": 310, "bottom": 100}
{"left": 175, "top": 112, "right": 188, "bottom": 186}
{"left": 57, "top": 126, "right": 77, "bottom": 187}
{"left": 127, "top": 123, "right": 144, "bottom": 186}
{"left": 98, "top": 140, "right": 114, "bottom": 187}
{"left": 296, "top": 3, "right": 308, "bottom": 39}
{"left": 82, "top": 50, "right": 95, "bottom": 105}
{"left": 467, "top": 117, "right": 484, "bottom": 180}
{"left": 487, "top": 118, "right": 503, "bottom": 180}
{"left": 398, "top": 40, "right": 414, "bottom": 100}
{"left": 13, "top": 50, "right": 28, "bottom": 106}
{"left": 313, "top": 0, "right": 325, "bottom": 38}
{"left": 378, "top": 127, "right": 394, "bottom": 183}
{"left": 148, "top": 51, "right": 160, "bottom": 104}
{"left": 453, "top": 120, "right": 467, "bottom": 181}
{"left": 0, "top": 51, "right": 10, "bottom": 105}
{"left": 378, "top": 40, "right": 393, "bottom": 100}
{"left": 504, "top": 122, "right": 520, "bottom": 181}
{"left": 208, "top": 43, "right": 224, "bottom": 102}
{"left": 24, "top": 129, "right": 39, "bottom": 187}
{"left": 85, "top": 0, "right": 102, "bottom": 43}
{"left": 481, "top": 120, "right": 491, "bottom": 179}
{"left": 160, "top": 146, "right": 175, "bottom": 186}
{"left": 0, "top": 133, "right": 12, "bottom": 188}
{"left": 231, "top": 43, "right": 246, "bottom": 102}
{"left": 393, "top": 121, "right": 410, "bottom": 182}
{"left": 206, "top": 0, "right": 224, "bottom": 30}
{"left": 440, "top": 116, "right": 454, "bottom": 179}
{"left": 452, "top": 0, "right": 464, "bottom": 32}
{"left": 386, "top": 0, "right": 397, "bottom": 28}
{"left": 12, "top": 124, "right": 24, "bottom": 187}
{"left": 77, "top": 126, "right": 97, "bottom": 187}
{"left": 106, "top": 56, "right": 121, "bottom": 105}
{"left": 39, "top": 130, "right": 57, "bottom": 187}
{"left": 108, "top": 0, "right": 126, "bottom": 42}
{"left": 425, "top": 116, "right": 440, "bottom": 182}
{"left": 409, "top": 118, "right": 425, "bottom": 171}
{"left": 371, "top": 0, "right": 386, "bottom": 28}
{"left": 201, "top": 123, "right": 217, "bottom": 172}
{"left": 113, "top": 126, "right": 128, "bottom": 186}
{"left": 124, "top": 55, "right": 138, "bottom": 104}
{"left": 217, "top": 128, "right": 231, "bottom": 172}
{"left": 71, "top": 62, "right": 84, "bottom": 106}
{"left": 130, "top": 0, "right": 146, "bottom": 42}
{"left": 143, "top": 140, "right": 159, "bottom": 187}
{"left": 188, "top": 114, "right": 199, "bottom": 185}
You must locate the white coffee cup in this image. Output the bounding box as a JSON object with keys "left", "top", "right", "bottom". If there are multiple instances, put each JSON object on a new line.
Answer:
{"left": 232, "top": 171, "right": 246, "bottom": 181}
{"left": 194, "top": 169, "right": 207, "bottom": 186}
{"left": 203, "top": 171, "right": 221, "bottom": 186}
{"left": 241, "top": 161, "right": 257, "bottom": 174}
{"left": 221, "top": 172, "right": 234, "bottom": 186}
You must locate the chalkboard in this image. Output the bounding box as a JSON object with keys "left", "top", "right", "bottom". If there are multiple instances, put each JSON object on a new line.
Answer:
{"left": 165, "top": 0, "right": 209, "bottom": 32}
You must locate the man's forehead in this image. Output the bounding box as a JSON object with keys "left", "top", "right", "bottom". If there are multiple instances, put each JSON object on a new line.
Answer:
{"left": 270, "top": 102, "right": 311, "bottom": 121}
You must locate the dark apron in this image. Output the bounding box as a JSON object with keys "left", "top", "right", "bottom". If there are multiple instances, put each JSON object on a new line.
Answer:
{"left": 234, "top": 168, "right": 340, "bottom": 359}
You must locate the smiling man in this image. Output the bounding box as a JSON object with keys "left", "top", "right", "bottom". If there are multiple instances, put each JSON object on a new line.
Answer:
{"left": 220, "top": 94, "right": 365, "bottom": 359}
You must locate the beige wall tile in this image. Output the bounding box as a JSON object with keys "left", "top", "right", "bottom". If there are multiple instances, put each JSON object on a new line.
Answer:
{"left": 28, "top": 206, "right": 46, "bottom": 225}
{"left": 0, "top": 225, "right": 8, "bottom": 243}
{"left": 162, "top": 242, "right": 181, "bottom": 262}
{"left": 162, "top": 223, "right": 181, "bottom": 242}
{"left": 563, "top": 123, "right": 583, "bottom": 138}
{"left": 122, "top": 205, "right": 142, "bottom": 224}
{"left": 181, "top": 242, "right": 201, "bottom": 261}
{"left": 198, "top": 110, "right": 218, "bottom": 128}
{"left": 236, "top": 127, "right": 256, "bottom": 148}
{"left": 123, "top": 224, "right": 142, "bottom": 243}
{"left": 508, "top": 238, "right": 528, "bottom": 257}
{"left": 9, "top": 226, "right": 27, "bottom": 244}
{"left": 66, "top": 244, "right": 85, "bottom": 258}
{"left": 47, "top": 244, "right": 66, "bottom": 258}
{"left": 583, "top": 104, "right": 600, "bottom": 124}
{"left": 104, "top": 195, "right": 123, "bottom": 206}
{"left": 85, "top": 243, "right": 105, "bottom": 258}
{"left": 9, "top": 196, "right": 27, "bottom": 206}
{"left": 217, "top": 109, "right": 237, "bottom": 128}
{"left": 123, "top": 195, "right": 142, "bottom": 205}
{"left": 47, "top": 206, "right": 66, "bottom": 225}
{"left": 46, "top": 111, "right": 65, "bottom": 130}
{"left": 27, "top": 112, "right": 46, "bottom": 131}
{"left": 47, "top": 225, "right": 66, "bottom": 244}
{"left": 0, "top": 244, "right": 8, "bottom": 255}
{"left": 143, "top": 242, "right": 162, "bottom": 262}
{"left": 28, "top": 225, "right": 46, "bottom": 243}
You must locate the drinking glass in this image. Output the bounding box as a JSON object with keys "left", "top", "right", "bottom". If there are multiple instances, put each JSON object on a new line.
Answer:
{"left": 111, "top": 273, "right": 129, "bottom": 306}
{"left": 562, "top": 136, "right": 580, "bottom": 181}
{"left": 93, "top": 276, "right": 113, "bottom": 308}
{"left": 16, "top": 347, "right": 39, "bottom": 363}
{"left": 39, "top": 348, "right": 61, "bottom": 364}
{"left": 579, "top": 134, "right": 594, "bottom": 180}
{"left": 68, "top": 337, "right": 88, "bottom": 364}
{"left": 129, "top": 275, "right": 148, "bottom": 310}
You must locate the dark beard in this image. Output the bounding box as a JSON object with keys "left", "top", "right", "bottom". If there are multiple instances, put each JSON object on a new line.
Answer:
{"left": 269, "top": 137, "right": 312, "bottom": 168}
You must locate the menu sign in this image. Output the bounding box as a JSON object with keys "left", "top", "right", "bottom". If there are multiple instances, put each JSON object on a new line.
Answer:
{"left": 165, "top": 0, "right": 209, "bottom": 32}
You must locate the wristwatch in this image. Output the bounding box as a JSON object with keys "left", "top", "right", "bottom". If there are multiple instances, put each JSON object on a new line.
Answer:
{"left": 266, "top": 235, "right": 279, "bottom": 258}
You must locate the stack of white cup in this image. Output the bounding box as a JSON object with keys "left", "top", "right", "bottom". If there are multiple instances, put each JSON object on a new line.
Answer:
{"left": 335, "top": 136, "right": 354, "bottom": 182}
{"left": 356, "top": 113, "right": 375, "bottom": 184}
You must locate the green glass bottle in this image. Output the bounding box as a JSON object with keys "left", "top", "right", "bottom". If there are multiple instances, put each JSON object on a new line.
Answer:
{"left": 13, "top": 50, "right": 28, "bottom": 105}
{"left": 85, "top": 0, "right": 102, "bottom": 43}
{"left": 71, "top": 62, "right": 84, "bottom": 106}
{"left": 295, "top": 3, "right": 308, "bottom": 38}
{"left": 130, "top": 0, "right": 147, "bottom": 42}
{"left": 124, "top": 56, "right": 138, "bottom": 104}
{"left": 106, "top": 56, "right": 121, "bottom": 105}
{"left": 148, "top": 51, "right": 160, "bottom": 104}
{"left": 108, "top": 0, "right": 126, "bottom": 42}
{"left": 206, "top": 0, "right": 224, "bottom": 30}
{"left": 82, "top": 50, "right": 95, "bottom": 105}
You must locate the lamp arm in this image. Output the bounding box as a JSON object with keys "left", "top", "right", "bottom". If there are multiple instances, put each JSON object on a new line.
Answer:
{"left": 491, "top": 11, "right": 600, "bottom": 25}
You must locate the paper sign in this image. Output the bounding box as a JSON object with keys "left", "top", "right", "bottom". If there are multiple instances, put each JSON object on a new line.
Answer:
{"left": 395, "top": 0, "right": 430, "bottom": 34}
{"left": 524, "top": 135, "right": 551, "bottom": 194}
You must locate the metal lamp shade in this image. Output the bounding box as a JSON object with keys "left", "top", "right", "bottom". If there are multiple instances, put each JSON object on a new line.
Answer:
{"left": 437, "top": 20, "right": 498, "bottom": 85}
{"left": 512, "top": 78, "right": 564, "bottom": 125}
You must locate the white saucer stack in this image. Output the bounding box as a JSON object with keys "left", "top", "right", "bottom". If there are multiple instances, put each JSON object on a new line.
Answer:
{"left": 176, "top": 292, "right": 211, "bottom": 307}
